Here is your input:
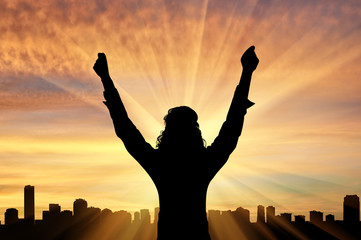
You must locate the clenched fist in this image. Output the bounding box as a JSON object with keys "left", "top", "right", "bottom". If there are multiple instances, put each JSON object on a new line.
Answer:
{"left": 241, "top": 46, "right": 259, "bottom": 72}
{"left": 93, "top": 53, "right": 110, "bottom": 79}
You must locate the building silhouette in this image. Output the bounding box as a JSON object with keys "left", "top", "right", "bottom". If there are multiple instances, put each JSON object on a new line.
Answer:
{"left": 280, "top": 213, "right": 292, "bottom": 222}
{"left": 45, "top": 203, "right": 61, "bottom": 222}
{"left": 294, "top": 215, "right": 305, "bottom": 223}
{"left": 88, "top": 206, "right": 101, "bottom": 215}
{"left": 133, "top": 211, "right": 140, "bottom": 225}
{"left": 234, "top": 206, "right": 250, "bottom": 223}
{"left": 24, "top": 185, "right": 34, "bottom": 224}
{"left": 5, "top": 208, "right": 18, "bottom": 225}
{"left": 154, "top": 207, "right": 160, "bottom": 224}
{"left": 207, "top": 209, "right": 220, "bottom": 239}
{"left": 344, "top": 195, "right": 360, "bottom": 223}
{"left": 49, "top": 203, "right": 61, "bottom": 214}
{"left": 326, "top": 214, "right": 335, "bottom": 222}
{"left": 114, "top": 210, "right": 132, "bottom": 225}
{"left": 73, "top": 198, "right": 87, "bottom": 218}
{"left": 257, "top": 205, "right": 265, "bottom": 223}
{"left": 310, "top": 210, "right": 323, "bottom": 224}
{"left": 266, "top": 206, "right": 275, "bottom": 224}
{"left": 140, "top": 209, "right": 151, "bottom": 225}
{"left": 61, "top": 210, "right": 73, "bottom": 219}
{"left": 42, "top": 210, "right": 50, "bottom": 222}
{"left": 208, "top": 210, "right": 221, "bottom": 220}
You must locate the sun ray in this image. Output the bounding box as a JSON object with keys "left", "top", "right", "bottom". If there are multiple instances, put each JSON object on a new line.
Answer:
{"left": 183, "top": 0, "right": 210, "bottom": 106}
{"left": 132, "top": 3, "right": 171, "bottom": 110}
{"left": 158, "top": 0, "right": 183, "bottom": 106}
{"left": 196, "top": 0, "right": 255, "bottom": 109}
{"left": 42, "top": 19, "right": 163, "bottom": 136}
{"left": 252, "top": 29, "right": 361, "bottom": 118}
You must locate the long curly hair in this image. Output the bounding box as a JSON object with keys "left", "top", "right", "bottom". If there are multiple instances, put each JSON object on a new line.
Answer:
{"left": 156, "top": 106, "right": 206, "bottom": 151}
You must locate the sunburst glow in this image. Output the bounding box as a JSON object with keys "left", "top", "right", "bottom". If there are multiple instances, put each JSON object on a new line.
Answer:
{"left": 1, "top": 0, "right": 361, "bottom": 229}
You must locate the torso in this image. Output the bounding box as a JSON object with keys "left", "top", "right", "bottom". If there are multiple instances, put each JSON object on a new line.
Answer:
{"left": 144, "top": 148, "right": 222, "bottom": 240}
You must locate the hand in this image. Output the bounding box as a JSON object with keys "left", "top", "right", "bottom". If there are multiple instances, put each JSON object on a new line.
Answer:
{"left": 241, "top": 46, "right": 259, "bottom": 72}
{"left": 93, "top": 53, "right": 110, "bottom": 79}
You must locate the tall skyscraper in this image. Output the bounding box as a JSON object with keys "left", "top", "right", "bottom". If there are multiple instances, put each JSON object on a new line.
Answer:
{"left": 344, "top": 195, "right": 360, "bottom": 223}
{"left": 140, "top": 209, "right": 151, "bottom": 225}
{"left": 266, "top": 206, "right": 275, "bottom": 224}
{"left": 24, "top": 185, "right": 35, "bottom": 223}
{"left": 73, "top": 198, "right": 88, "bottom": 218}
{"left": 134, "top": 211, "right": 141, "bottom": 225}
{"left": 257, "top": 205, "right": 265, "bottom": 223}
{"left": 154, "top": 207, "right": 160, "bottom": 224}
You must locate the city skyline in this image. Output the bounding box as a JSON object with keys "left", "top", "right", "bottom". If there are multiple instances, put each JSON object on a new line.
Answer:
{"left": 0, "top": 185, "right": 359, "bottom": 225}
{"left": 1, "top": 185, "right": 360, "bottom": 239}
{"left": 1, "top": 0, "right": 361, "bottom": 231}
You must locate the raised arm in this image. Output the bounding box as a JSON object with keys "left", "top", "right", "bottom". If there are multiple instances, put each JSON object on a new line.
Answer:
{"left": 207, "top": 46, "right": 259, "bottom": 170}
{"left": 93, "top": 53, "right": 129, "bottom": 125}
{"left": 93, "top": 53, "right": 154, "bottom": 169}
{"left": 226, "top": 45, "right": 259, "bottom": 125}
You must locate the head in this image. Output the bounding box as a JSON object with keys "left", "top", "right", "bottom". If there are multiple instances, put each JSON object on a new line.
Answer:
{"left": 156, "top": 106, "right": 206, "bottom": 151}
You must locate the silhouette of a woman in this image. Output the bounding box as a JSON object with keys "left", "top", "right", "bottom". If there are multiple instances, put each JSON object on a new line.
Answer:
{"left": 93, "top": 46, "right": 259, "bottom": 240}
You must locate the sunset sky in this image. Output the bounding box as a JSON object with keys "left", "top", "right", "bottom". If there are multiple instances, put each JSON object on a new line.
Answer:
{"left": 1, "top": 0, "right": 361, "bottom": 223}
